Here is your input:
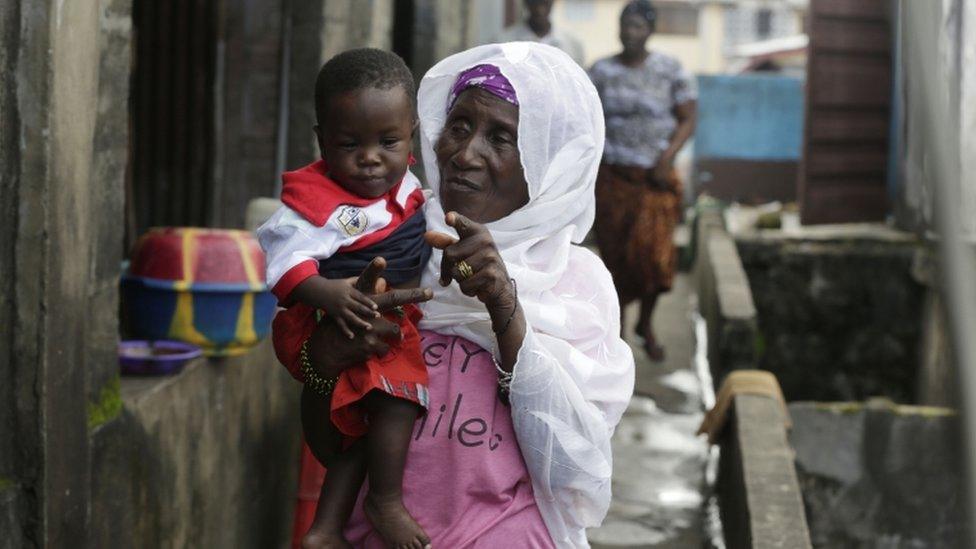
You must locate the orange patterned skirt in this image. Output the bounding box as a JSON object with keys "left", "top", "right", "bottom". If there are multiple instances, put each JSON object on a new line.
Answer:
{"left": 594, "top": 163, "right": 682, "bottom": 304}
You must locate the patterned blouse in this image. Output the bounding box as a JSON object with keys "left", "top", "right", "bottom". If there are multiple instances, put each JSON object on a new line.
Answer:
{"left": 589, "top": 51, "right": 697, "bottom": 169}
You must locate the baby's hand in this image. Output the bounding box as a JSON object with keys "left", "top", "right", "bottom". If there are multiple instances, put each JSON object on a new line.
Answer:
{"left": 293, "top": 276, "right": 380, "bottom": 339}
{"left": 321, "top": 279, "right": 382, "bottom": 339}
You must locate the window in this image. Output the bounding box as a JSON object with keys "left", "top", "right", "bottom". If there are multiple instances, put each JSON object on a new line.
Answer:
{"left": 756, "top": 8, "right": 773, "bottom": 39}
{"left": 656, "top": 2, "right": 699, "bottom": 36}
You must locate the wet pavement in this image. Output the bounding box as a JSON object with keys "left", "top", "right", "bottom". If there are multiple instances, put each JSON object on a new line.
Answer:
{"left": 587, "top": 273, "right": 719, "bottom": 548}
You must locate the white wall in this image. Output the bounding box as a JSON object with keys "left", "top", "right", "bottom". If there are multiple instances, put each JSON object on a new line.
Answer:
{"left": 895, "top": 0, "right": 975, "bottom": 237}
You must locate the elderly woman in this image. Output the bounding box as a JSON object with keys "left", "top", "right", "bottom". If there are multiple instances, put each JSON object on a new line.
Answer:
{"left": 588, "top": 0, "right": 697, "bottom": 361}
{"left": 278, "top": 43, "right": 634, "bottom": 548}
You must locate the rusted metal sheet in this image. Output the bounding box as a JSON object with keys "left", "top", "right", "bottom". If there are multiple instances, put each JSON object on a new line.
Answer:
{"left": 799, "top": 0, "right": 892, "bottom": 224}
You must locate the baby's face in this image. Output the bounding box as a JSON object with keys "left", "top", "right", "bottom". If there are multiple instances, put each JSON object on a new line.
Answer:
{"left": 316, "top": 86, "right": 416, "bottom": 199}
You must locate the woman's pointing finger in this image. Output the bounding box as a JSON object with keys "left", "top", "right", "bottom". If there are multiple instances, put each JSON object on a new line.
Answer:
{"left": 424, "top": 230, "right": 458, "bottom": 250}
{"left": 445, "top": 211, "right": 484, "bottom": 238}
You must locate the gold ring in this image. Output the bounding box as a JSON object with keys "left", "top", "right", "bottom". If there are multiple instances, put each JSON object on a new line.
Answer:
{"left": 456, "top": 260, "right": 475, "bottom": 281}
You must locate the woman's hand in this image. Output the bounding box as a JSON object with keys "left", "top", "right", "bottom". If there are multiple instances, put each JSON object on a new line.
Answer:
{"left": 306, "top": 257, "right": 432, "bottom": 378}
{"left": 425, "top": 212, "right": 526, "bottom": 372}
{"left": 651, "top": 152, "right": 674, "bottom": 189}
{"left": 424, "top": 212, "right": 516, "bottom": 316}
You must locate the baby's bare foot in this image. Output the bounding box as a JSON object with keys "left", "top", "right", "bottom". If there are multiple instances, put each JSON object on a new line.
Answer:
{"left": 301, "top": 529, "right": 353, "bottom": 549}
{"left": 364, "top": 492, "right": 431, "bottom": 549}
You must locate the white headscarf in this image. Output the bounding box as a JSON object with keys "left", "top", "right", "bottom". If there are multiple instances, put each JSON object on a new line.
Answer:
{"left": 418, "top": 42, "right": 606, "bottom": 347}
{"left": 418, "top": 43, "right": 634, "bottom": 548}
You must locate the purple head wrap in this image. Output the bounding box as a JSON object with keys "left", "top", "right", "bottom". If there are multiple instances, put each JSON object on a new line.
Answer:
{"left": 447, "top": 64, "right": 519, "bottom": 113}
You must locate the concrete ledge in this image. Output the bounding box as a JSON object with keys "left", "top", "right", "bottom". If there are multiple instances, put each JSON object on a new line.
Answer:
{"left": 693, "top": 208, "right": 760, "bottom": 382}
{"left": 90, "top": 339, "right": 302, "bottom": 548}
{"left": 718, "top": 394, "right": 812, "bottom": 549}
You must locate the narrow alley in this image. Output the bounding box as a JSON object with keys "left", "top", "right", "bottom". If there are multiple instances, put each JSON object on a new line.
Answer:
{"left": 588, "top": 230, "right": 719, "bottom": 548}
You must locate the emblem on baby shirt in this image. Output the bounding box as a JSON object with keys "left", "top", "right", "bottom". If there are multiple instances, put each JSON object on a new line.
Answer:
{"left": 335, "top": 205, "right": 369, "bottom": 236}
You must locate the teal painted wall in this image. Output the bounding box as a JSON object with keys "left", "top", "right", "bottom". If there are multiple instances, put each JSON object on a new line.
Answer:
{"left": 694, "top": 74, "right": 804, "bottom": 161}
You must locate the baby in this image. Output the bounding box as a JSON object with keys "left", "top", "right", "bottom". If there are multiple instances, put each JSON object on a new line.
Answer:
{"left": 258, "top": 48, "right": 431, "bottom": 549}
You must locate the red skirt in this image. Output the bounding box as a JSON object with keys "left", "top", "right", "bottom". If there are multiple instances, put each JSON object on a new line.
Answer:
{"left": 330, "top": 303, "right": 428, "bottom": 437}
{"left": 271, "top": 302, "right": 429, "bottom": 438}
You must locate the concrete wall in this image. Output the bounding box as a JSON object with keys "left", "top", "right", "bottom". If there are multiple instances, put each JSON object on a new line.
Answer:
{"left": 735, "top": 228, "right": 926, "bottom": 403}
{"left": 790, "top": 400, "right": 965, "bottom": 548}
{"left": 893, "top": 0, "right": 976, "bottom": 237}
{"left": 0, "top": 2, "right": 27, "bottom": 544}
{"left": 413, "top": 0, "right": 475, "bottom": 78}
{"left": 90, "top": 341, "right": 301, "bottom": 548}
{"left": 888, "top": 0, "right": 974, "bottom": 413}
{"left": 285, "top": 0, "right": 395, "bottom": 173}
{"left": 287, "top": 0, "right": 476, "bottom": 178}
{"left": 0, "top": 0, "right": 130, "bottom": 545}
{"left": 215, "top": 0, "right": 287, "bottom": 227}
{"left": 692, "top": 208, "right": 760, "bottom": 383}
{"left": 718, "top": 394, "right": 812, "bottom": 549}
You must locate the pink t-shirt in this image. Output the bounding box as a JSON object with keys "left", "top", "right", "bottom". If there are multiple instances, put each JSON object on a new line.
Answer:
{"left": 344, "top": 330, "right": 555, "bottom": 548}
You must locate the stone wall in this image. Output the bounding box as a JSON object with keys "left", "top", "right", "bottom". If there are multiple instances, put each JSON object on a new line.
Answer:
{"left": 790, "top": 400, "right": 965, "bottom": 548}
{"left": 736, "top": 228, "right": 926, "bottom": 403}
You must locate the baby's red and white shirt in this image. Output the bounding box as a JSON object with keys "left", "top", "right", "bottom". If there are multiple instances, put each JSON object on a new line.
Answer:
{"left": 256, "top": 160, "right": 425, "bottom": 304}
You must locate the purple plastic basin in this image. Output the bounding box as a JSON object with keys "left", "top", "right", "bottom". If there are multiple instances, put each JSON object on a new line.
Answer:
{"left": 119, "top": 340, "right": 202, "bottom": 376}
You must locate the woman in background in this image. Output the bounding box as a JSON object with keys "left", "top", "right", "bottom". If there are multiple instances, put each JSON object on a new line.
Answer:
{"left": 589, "top": 0, "right": 697, "bottom": 361}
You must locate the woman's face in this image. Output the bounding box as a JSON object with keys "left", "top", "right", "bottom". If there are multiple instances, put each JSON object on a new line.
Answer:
{"left": 435, "top": 89, "right": 529, "bottom": 223}
{"left": 619, "top": 12, "right": 653, "bottom": 54}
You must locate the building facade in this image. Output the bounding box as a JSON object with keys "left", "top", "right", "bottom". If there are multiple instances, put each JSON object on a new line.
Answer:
{"left": 551, "top": 0, "right": 807, "bottom": 72}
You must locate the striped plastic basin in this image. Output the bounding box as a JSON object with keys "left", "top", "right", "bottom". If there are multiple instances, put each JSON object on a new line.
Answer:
{"left": 122, "top": 227, "right": 276, "bottom": 356}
